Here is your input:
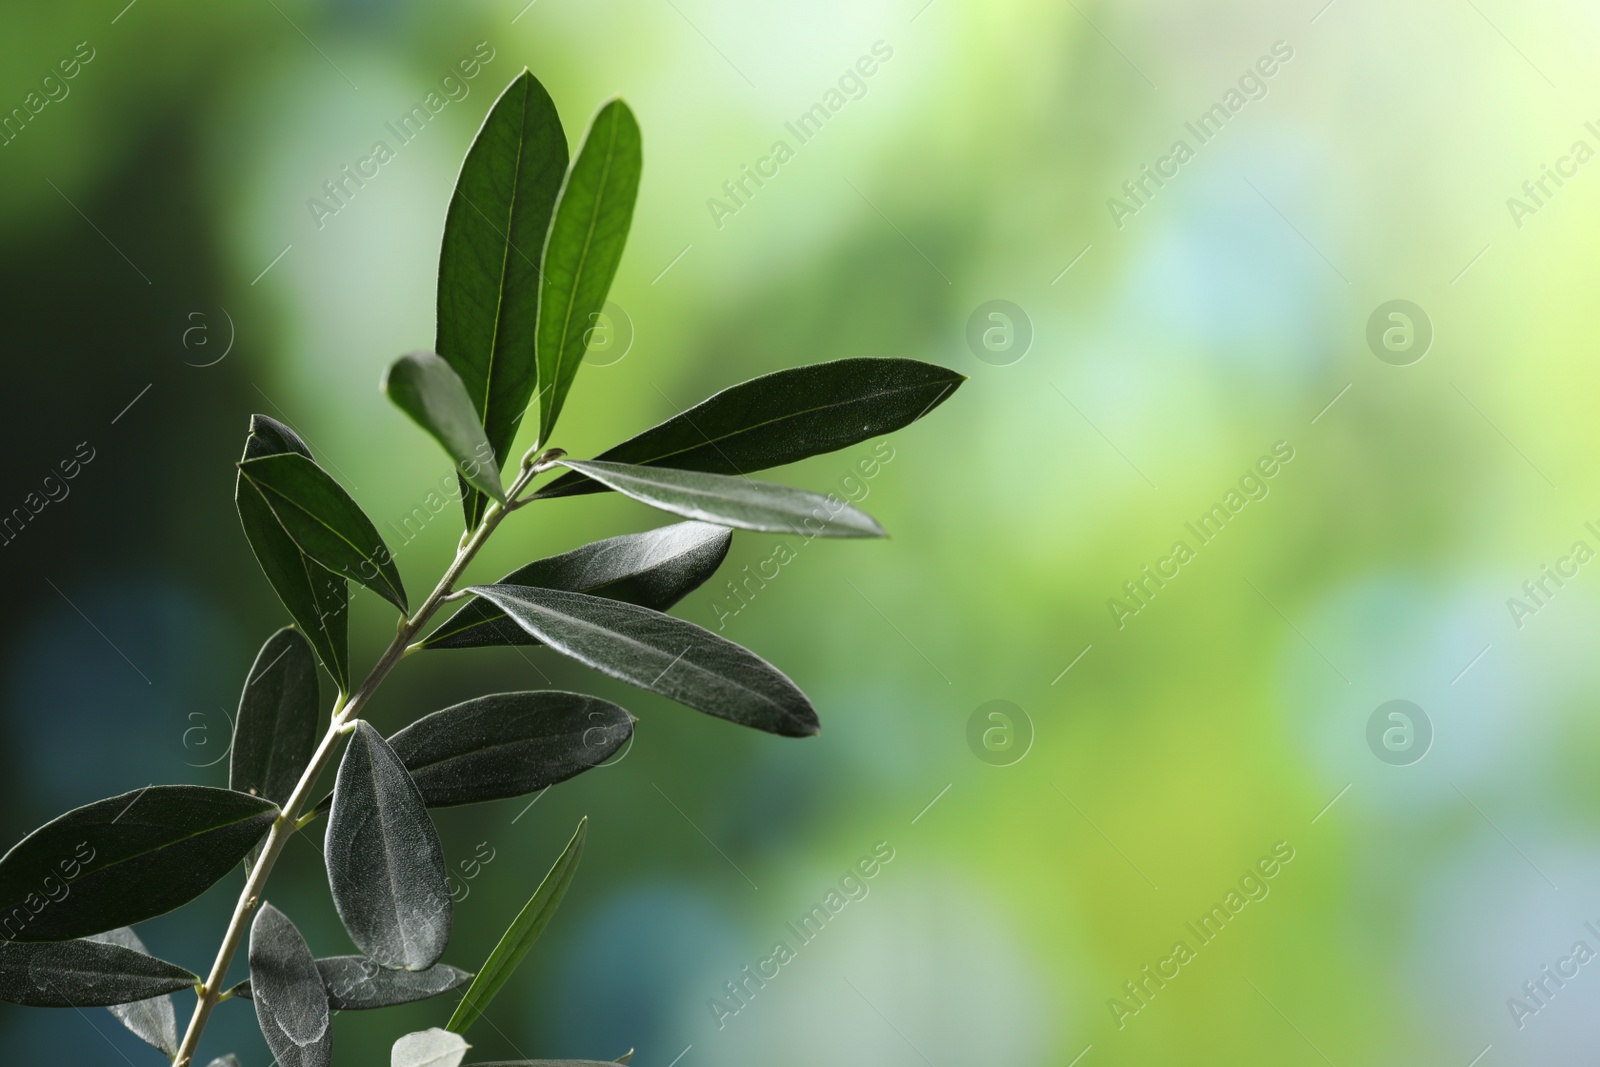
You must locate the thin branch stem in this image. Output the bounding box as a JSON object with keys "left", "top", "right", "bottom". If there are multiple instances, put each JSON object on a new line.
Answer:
{"left": 171, "top": 463, "right": 544, "bottom": 1067}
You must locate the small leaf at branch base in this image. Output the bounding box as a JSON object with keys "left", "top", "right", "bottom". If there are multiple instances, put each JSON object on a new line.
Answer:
{"left": 231, "top": 628, "right": 321, "bottom": 807}
{"left": 555, "top": 459, "right": 885, "bottom": 538}
{"left": 386, "top": 691, "right": 633, "bottom": 807}
{"left": 384, "top": 351, "right": 506, "bottom": 503}
{"left": 393, "top": 1027, "right": 470, "bottom": 1067}
{"left": 0, "top": 936, "right": 196, "bottom": 1007}
{"left": 534, "top": 99, "right": 642, "bottom": 446}
{"left": 88, "top": 926, "right": 178, "bottom": 1055}
{"left": 466, "top": 585, "right": 820, "bottom": 737}
{"left": 421, "top": 522, "right": 730, "bottom": 651}
{"left": 447, "top": 819, "right": 586, "bottom": 1034}
{"left": 250, "top": 904, "right": 331, "bottom": 1067}
{"left": 537, "top": 357, "right": 966, "bottom": 498}
{"left": 0, "top": 785, "right": 278, "bottom": 941}
{"left": 326, "top": 723, "right": 452, "bottom": 971}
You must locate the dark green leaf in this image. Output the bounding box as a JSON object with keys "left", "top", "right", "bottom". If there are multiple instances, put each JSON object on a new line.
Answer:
{"left": 236, "top": 416, "right": 350, "bottom": 690}
{"left": 465, "top": 585, "right": 819, "bottom": 737}
{"left": 239, "top": 452, "right": 408, "bottom": 612}
{"left": 421, "top": 522, "right": 731, "bottom": 651}
{"left": 0, "top": 936, "right": 195, "bottom": 1007}
{"left": 231, "top": 628, "right": 320, "bottom": 807}
{"left": 538, "top": 358, "right": 965, "bottom": 497}
{"left": 244, "top": 414, "right": 313, "bottom": 460}
{"left": 322, "top": 957, "right": 471, "bottom": 1010}
{"left": 249, "top": 903, "right": 330, "bottom": 1067}
{"left": 534, "top": 99, "right": 642, "bottom": 446}
{"left": 0, "top": 786, "right": 278, "bottom": 942}
{"left": 231, "top": 956, "right": 472, "bottom": 1011}
{"left": 326, "top": 722, "right": 451, "bottom": 970}
{"left": 387, "top": 692, "right": 632, "bottom": 807}
{"left": 88, "top": 927, "right": 178, "bottom": 1055}
{"left": 447, "top": 819, "right": 585, "bottom": 1034}
{"left": 554, "top": 459, "right": 885, "bottom": 538}
{"left": 438, "top": 70, "right": 569, "bottom": 529}
{"left": 395, "top": 1028, "right": 470, "bottom": 1067}
{"left": 384, "top": 351, "right": 506, "bottom": 503}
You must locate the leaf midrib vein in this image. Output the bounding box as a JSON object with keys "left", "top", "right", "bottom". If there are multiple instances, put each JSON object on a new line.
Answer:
{"left": 595, "top": 375, "right": 955, "bottom": 470}
{"left": 486, "top": 590, "right": 792, "bottom": 717}
{"left": 545, "top": 108, "right": 623, "bottom": 433}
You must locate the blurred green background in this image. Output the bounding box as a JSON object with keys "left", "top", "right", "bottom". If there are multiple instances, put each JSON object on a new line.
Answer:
{"left": 3, "top": 0, "right": 1597, "bottom": 1063}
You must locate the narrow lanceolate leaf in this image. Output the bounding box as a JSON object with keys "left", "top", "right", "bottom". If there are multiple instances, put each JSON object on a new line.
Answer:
{"left": 421, "top": 522, "right": 731, "bottom": 651}
{"left": 232, "top": 957, "right": 472, "bottom": 1011}
{"left": 88, "top": 927, "right": 178, "bottom": 1055}
{"left": 555, "top": 459, "right": 885, "bottom": 538}
{"left": 447, "top": 819, "right": 586, "bottom": 1034}
{"left": 327, "top": 723, "right": 451, "bottom": 970}
{"left": 250, "top": 904, "right": 331, "bottom": 1067}
{"left": 393, "top": 1027, "right": 470, "bottom": 1067}
{"left": 535, "top": 99, "right": 642, "bottom": 446}
{"left": 538, "top": 358, "right": 966, "bottom": 498}
{"left": 387, "top": 692, "right": 633, "bottom": 807}
{"left": 438, "top": 70, "right": 569, "bottom": 529}
{"left": 237, "top": 415, "right": 350, "bottom": 690}
{"left": 231, "top": 628, "right": 320, "bottom": 806}
{"left": 0, "top": 786, "right": 278, "bottom": 942}
{"left": 384, "top": 351, "right": 506, "bottom": 503}
{"left": 239, "top": 452, "right": 408, "bottom": 612}
{"left": 0, "top": 936, "right": 196, "bottom": 1008}
{"left": 466, "top": 585, "right": 819, "bottom": 737}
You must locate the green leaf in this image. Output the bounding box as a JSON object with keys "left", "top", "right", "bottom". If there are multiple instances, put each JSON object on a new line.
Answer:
{"left": 554, "top": 459, "right": 885, "bottom": 538}
{"left": 231, "top": 628, "right": 320, "bottom": 808}
{"left": 0, "top": 936, "right": 196, "bottom": 1007}
{"left": 249, "top": 903, "right": 331, "bottom": 1067}
{"left": 239, "top": 452, "right": 408, "bottom": 613}
{"left": 538, "top": 358, "right": 965, "bottom": 497}
{"left": 236, "top": 416, "right": 350, "bottom": 690}
{"left": 231, "top": 956, "right": 472, "bottom": 1011}
{"left": 437, "top": 70, "right": 569, "bottom": 529}
{"left": 447, "top": 818, "right": 586, "bottom": 1034}
{"left": 326, "top": 723, "right": 451, "bottom": 971}
{"left": 386, "top": 692, "right": 632, "bottom": 807}
{"left": 394, "top": 1027, "right": 470, "bottom": 1067}
{"left": 421, "top": 522, "right": 731, "bottom": 651}
{"left": 534, "top": 99, "right": 642, "bottom": 446}
{"left": 465, "top": 585, "right": 819, "bottom": 737}
{"left": 88, "top": 927, "right": 178, "bottom": 1055}
{"left": 384, "top": 351, "right": 506, "bottom": 503}
{"left": 244, "top": 413, "right": 313, "bottom": 461}
{"left": 0, "top": 785, "right": 278, "bottom": 942}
